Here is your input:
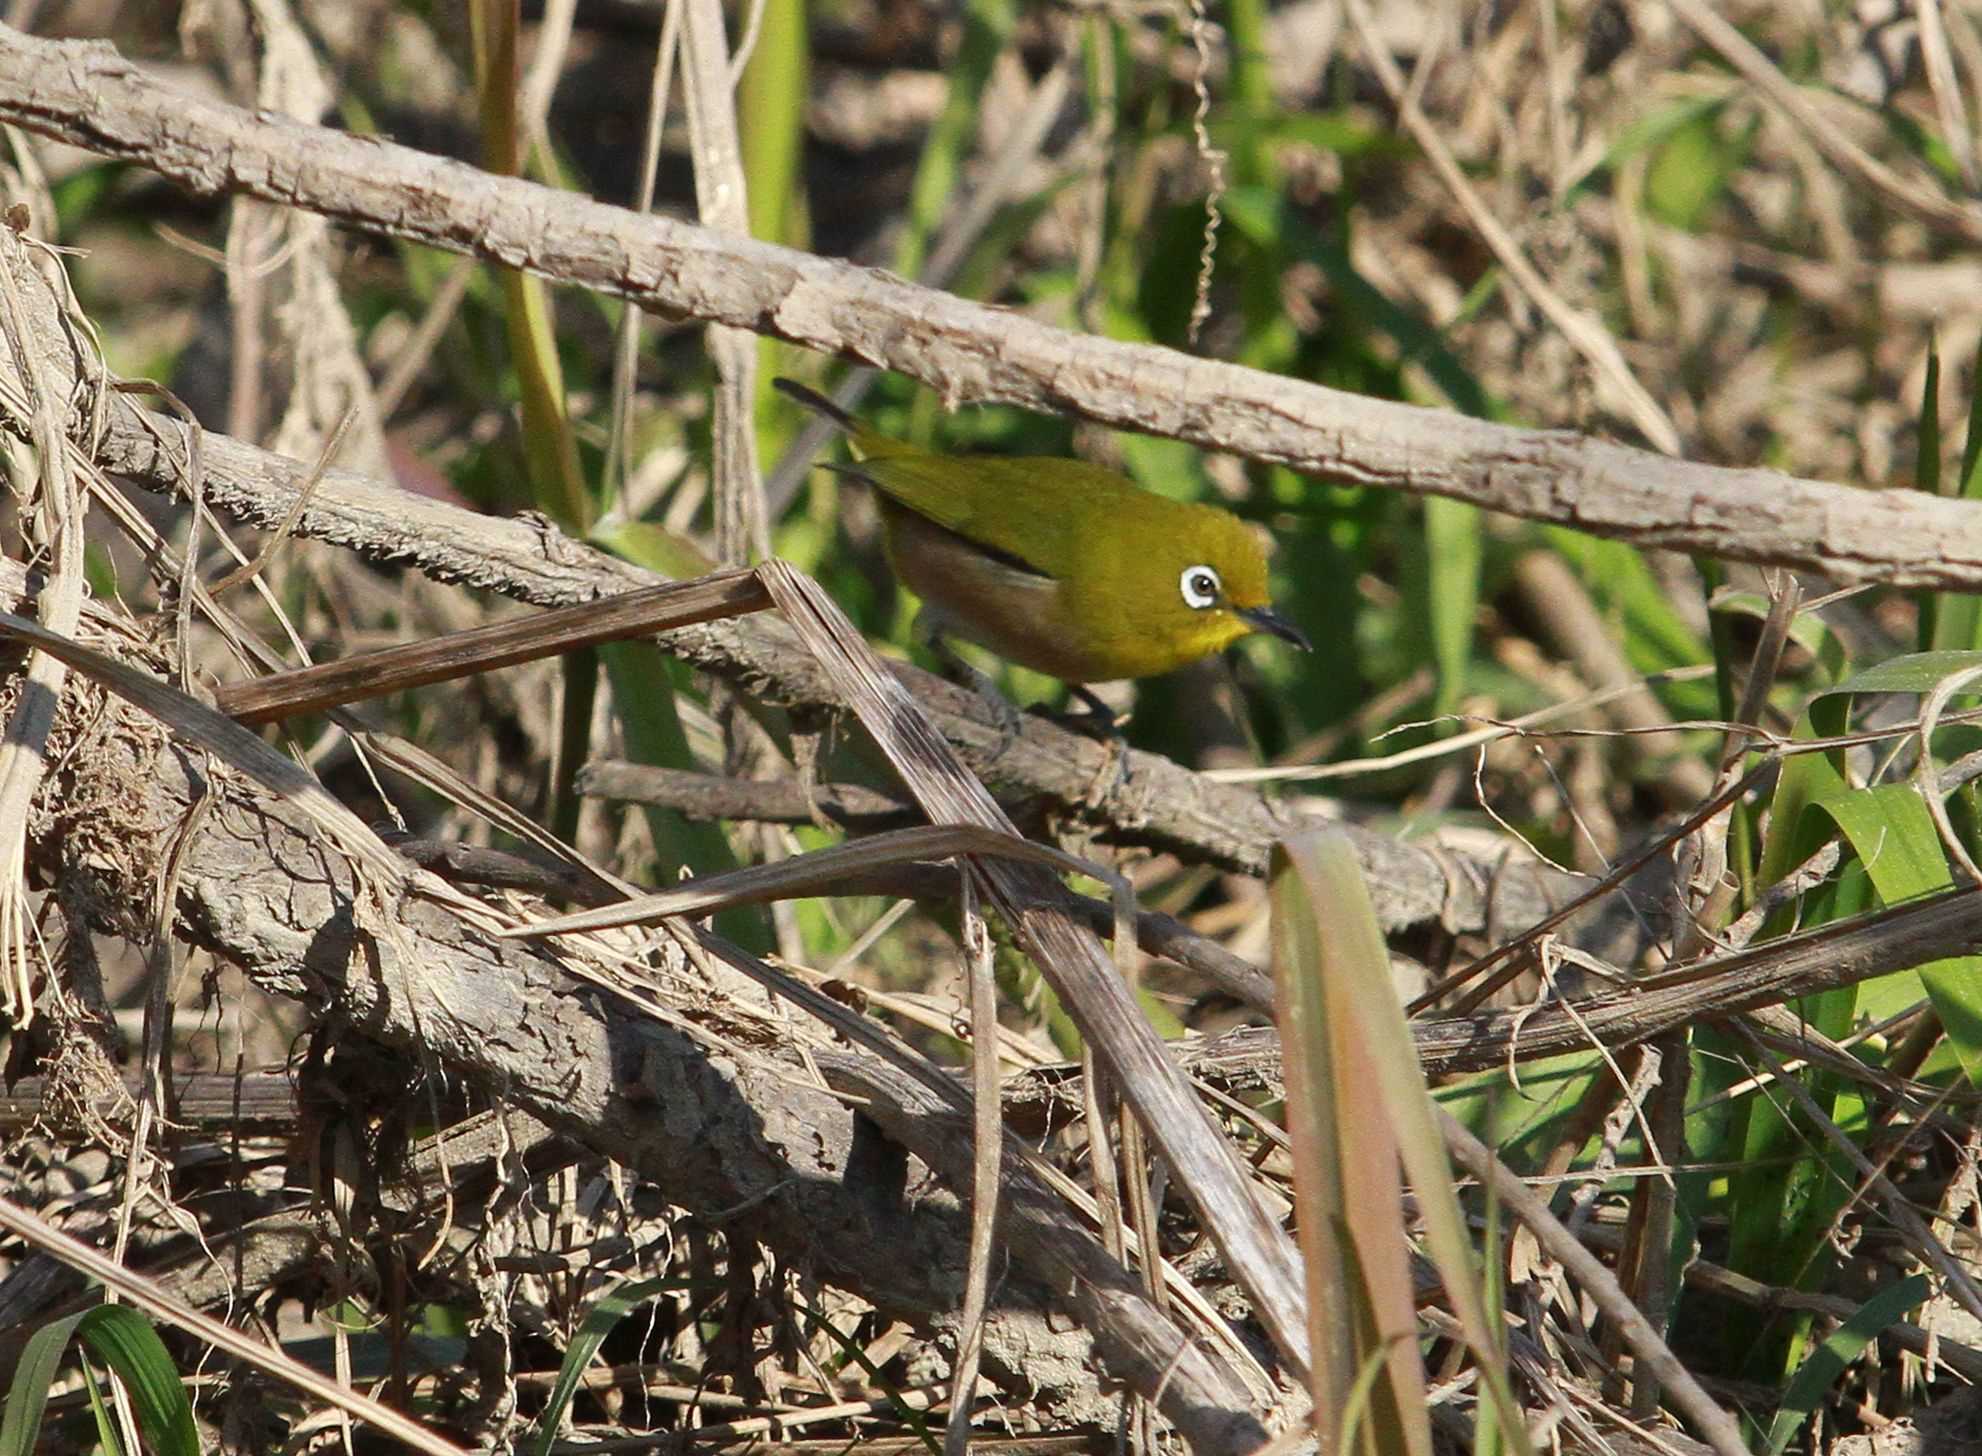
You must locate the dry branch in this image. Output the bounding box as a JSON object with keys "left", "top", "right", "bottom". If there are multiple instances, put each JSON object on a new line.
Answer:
{"left": 579, "top": 760, "right": 920, "bottom": 829}
{"left": 88, "top": 394, "right": 1592, "bottom": 945}
{"left": 1068, "top": 884, "right": 1982, "bottom": 1097}
{"left": 0, "top": 554, "right": 1269, "bottom": 1444}
{"left": 3, "top": 26, "right": 1982, "bottom": 587}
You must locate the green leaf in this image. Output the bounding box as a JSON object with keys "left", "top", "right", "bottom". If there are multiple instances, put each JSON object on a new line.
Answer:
{"left": 1723, "top": 710, "right": 1865, "bottom": 1363}
{"left": 1726, "top": 686, "right": 1982, "bottom": 1378}
{"left": 75, "top": 1308, "right": 199, "bottom": 1456}
{"left": 1764, "top": 1276, "right": 1929, "bottom": 1456}
{"left": 1212, "top": 110, "right": 1405, "bottom": 160}
{"left": 2, "top": 1306, "right": 199, "bottom": 1456}
{"left": 1819, "top": 651, "right": 1982, "bottom": 698}
{"left": 1423, "top": 497, "right": 1481, "bottom": 717}
{"left": 588, "top": 521, "right": 717, "bottom": 586}
{"left": 1640, "top": 102, "right": 1755, "bottom": 230}
{"left": 532, "top": 1276, "right": 695, "bottom": 1456}
{"left": 1812, "top": 783, "right": 1982, "bottom": 1077}
{"left": 894, "top": 0, "right": 1016, "bottom": 280}
{"left": 1, "top": 1311, "right": 88, "bottom": 1456}
{"left": 1575, "top": 93, "right": 1728, "bottom": 197}
{"left": 1545, "top": 528, "right": 1715, "bottom": 720}
{"left": 1713, "top": 590, "right": 1849, "bottom": 685}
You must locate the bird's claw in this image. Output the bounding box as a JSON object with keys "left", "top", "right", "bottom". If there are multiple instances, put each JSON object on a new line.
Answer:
{"left": 928, "top": 636, "right": 1023, "bottom": 758}
{"left": 1041, "top": 687, "right": 1132, "bottom": 804}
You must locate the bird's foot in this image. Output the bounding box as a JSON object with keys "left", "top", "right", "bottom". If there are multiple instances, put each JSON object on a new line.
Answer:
{"left": 1038, "top": 686, "right": 1131, "bottom": 804}
{"left": 926, "top": 634, "right": 1024, "bottom": 757}
{"left": 1042, "top": 684, "right": 1131, "bottom": 740}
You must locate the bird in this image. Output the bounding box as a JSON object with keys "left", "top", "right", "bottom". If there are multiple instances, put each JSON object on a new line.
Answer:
{"left": 774, "top": 378, "right": 1311, "bottom": 710}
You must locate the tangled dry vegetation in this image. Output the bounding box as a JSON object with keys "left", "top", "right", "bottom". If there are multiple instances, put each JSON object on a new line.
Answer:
{"left": 8, "top": 1, "right": 1982, "bottom": 1453}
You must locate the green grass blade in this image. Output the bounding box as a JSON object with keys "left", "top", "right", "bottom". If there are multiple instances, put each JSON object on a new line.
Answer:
{"left": 597, "top": 640, "right": 766, "bottom": 951}
{"left": 469, "top": 0, "right": 592, "bottom": 533}
{"left": 739, "top": 0, "right": 811, "bottom": 437}
{"left": 1822, "top": 649, "right": 1982, "bottom": 697}
{"left": 1921, "top": 335, "right": 1943, "bottom": 497}
{"left": 588, "top": 524, "right": 761, "bottom": 946}
{"left": 77, "top": 1353, "right": 122, "bottom": 1456}
{"left": 531, "top": 1276, "right": 693, "bottom": 1456}
{"left": 1569, "top": 93, "right": 1728, "bottom": 200}
{"left": 740, "top": 0, "right": 809, "bottom": 250}
{"left": 1763, "top": 1275, "right": 1929, "bottom": 1456}
{"left": 1939, "top": 349, "right": 1982, "bottom": 649}
{"left": 1423, "top": 496, "right": 1481, "bottom": 716}
{"left": 1544, "top": 528, "right": 1713, "bottom": 691}
{"left": 1961, "top": 344, "right": 1982, "bottom": 497}
{"left": 0, "top": 1311, "right": 88, "bottom": 1456}
{"left": 796, "top": 1300, "right": 942, "bottom": 1451}
{"left": 1919, "top": 337, "right": 1969, "bottom": 651}
{"left": 75, "top": 1306, "right": 199, "bottom": 1456}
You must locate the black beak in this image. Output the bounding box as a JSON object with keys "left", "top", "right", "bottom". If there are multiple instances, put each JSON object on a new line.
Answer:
{"left": 1237, "top": 605, "right": 1312, "bottom": 653}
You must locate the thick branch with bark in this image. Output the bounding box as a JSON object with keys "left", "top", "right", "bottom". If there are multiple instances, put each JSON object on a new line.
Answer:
{"left": 1, "top": 25, "right": 1981, "bottom": 587}
{"left": 1029, "top": 884, "right": 1982, "bottom": 1099}
{"left": 2, "top": 576, "right": 1270, "bottom": 1446}
{"left": 90, "top": 396, "right": 1595, "bottom": 945}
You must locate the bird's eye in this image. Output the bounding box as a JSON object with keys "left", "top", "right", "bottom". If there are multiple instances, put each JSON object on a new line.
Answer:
{"left": 1179, "top": 565, "right": 1221, "bottom": 609}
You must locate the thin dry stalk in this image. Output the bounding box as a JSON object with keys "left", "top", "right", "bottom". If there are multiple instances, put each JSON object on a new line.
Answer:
{"left": 1341, "top": 0, "right": 1680, "bottom": 454}
{"left": 680, "top": 0, "right": 766, "bottom": 564}
{"left": 753, "top": 560, "right": 1312, "bottom": 1376}
{"left": 1668, "top": 0, "right": 1982, "bottom": 245}
{"left": 946, "top": 872, "right": 998, "bottom": 1456}
{"left": 1734, "top": 1027, "right": 1982, "bottom": 1328}
{"left": 1434, "top": 1114, "right": 1746, "bottom": 1456}
{"left": 0, "top": 224, "right": 92, "bottom": 1026}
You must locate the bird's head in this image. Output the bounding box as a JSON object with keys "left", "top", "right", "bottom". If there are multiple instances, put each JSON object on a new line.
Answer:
{"left": 1116, "top": 505, "right": 1311, "bottom": 674}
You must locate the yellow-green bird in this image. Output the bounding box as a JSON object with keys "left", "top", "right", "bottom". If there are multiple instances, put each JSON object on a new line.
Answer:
{"left": 775, "top": 379, "right": 1311, "bottom": 688}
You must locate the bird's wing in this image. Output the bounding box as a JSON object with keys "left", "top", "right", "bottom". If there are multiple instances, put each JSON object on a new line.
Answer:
{"left": 845, "top": 453, "right": 1139, "bottom": 580}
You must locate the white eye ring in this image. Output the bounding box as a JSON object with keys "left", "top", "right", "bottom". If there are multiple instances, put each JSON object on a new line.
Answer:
{"left": 1180, "top": 565, "right": 1221, "bottom": 610}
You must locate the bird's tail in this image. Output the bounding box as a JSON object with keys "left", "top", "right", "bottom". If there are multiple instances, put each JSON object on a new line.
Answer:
{"left": 772, "top": 377, "right": 913, "bottom": 465}
{"left": 772, "top": 377, "right": 857, "bottom": 433}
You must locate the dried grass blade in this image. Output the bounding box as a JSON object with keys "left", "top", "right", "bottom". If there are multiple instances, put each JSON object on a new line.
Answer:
{"left": 0, "top": 225, "right": 88, "bottom": 1027}
{"left": 210, "top": 567, "right": 772, "bottom": 725}
{"left": 1271, "top": 830, "right": 1433, "bottom": 1456}
{"left": 753, "top": 559, "right": 1312, "bottom": 1378}
{"left": 946, "top": 873, "right": 998, "bottom": 1455}
{"left": 1276, "top": 830, "right": 1553, "bottom": 1455}
{"left": 510, "top": 823, "right": 1118, "bottom": 937}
